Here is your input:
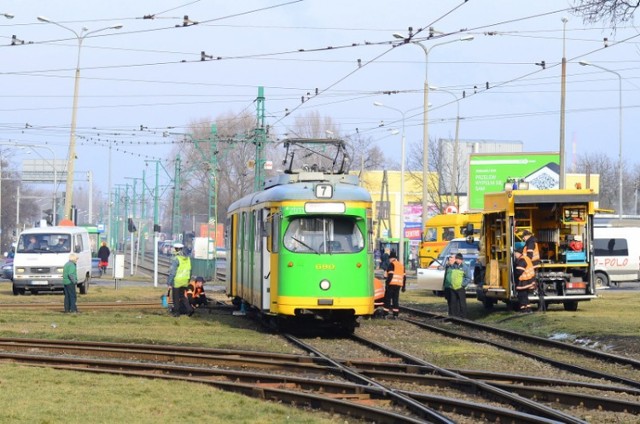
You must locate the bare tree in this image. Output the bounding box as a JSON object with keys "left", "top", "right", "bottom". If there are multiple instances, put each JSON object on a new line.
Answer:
{"left": 572, "top": 0, "right": 640, "bottom": 26}
{"left": 575, "top": 152, "right": 618, "bottom": 210}
{"left": 406, "top": 137, "right": 463, "bottom": 214}
{"left": 345, "top": 134, "right": 385, "bottom": 178}
{"left": 162, "top": 111, "right": 269, "bottom": 234}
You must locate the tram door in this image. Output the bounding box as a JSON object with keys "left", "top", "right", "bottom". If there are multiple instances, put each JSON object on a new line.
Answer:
{"left": 260, "top": 209, "right": 271, "bottom": 310}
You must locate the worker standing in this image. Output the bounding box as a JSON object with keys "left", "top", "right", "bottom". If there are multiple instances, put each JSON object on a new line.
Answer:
{"left": 383, "top": 251, "right": 406, "bottom": 319}
{"left": 167, "top": 243, "right": 192, "bottom": 317}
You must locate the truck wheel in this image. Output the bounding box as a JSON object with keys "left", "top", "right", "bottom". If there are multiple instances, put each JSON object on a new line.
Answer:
{"left": 594, "top": 272, "right": 609, "bottom": 288}
{"left": 482, "top": 298, "right": 494, "bottom": 310}
{"left": 79, "top": 276, "right": 90, "bottom": 295}
{"left": 12, "top": 284, "right": 25, "bottom": 296}
{"left": 563, "top": 301, "right": 578, "bottom": 311}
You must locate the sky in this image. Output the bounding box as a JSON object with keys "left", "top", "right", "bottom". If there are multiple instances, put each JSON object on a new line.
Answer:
{"left": 1, "top": 0, "right": 639, "bottom": 216}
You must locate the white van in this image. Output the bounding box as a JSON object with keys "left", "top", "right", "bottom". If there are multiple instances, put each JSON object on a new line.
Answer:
{"left": 593, "top": 226, "right": 640, "bottom": 287}
{"left": 12, "top": 226, "right": 92, "bottom": 295}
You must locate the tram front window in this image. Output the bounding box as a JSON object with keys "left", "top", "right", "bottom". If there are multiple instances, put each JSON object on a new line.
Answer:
{"left": 284, "top": 216, "right": 364, "bottom": 254}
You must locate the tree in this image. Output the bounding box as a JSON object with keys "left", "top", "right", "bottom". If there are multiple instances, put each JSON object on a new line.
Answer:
{"left": 575, "top": 152, "right": 618, "bottom": 211}
{"left": 164, "top": 111, "right": 267, "bottom": 233}
{"left": 406, "top": 136, "right": 465, "bottom": 214}
{"left": 572, "top": 0, "right": 640, "bottom": 26}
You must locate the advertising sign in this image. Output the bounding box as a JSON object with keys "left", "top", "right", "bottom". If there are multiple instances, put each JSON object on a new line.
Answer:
{"left": 468, "top": 152, "right": 560, "bottom": 210}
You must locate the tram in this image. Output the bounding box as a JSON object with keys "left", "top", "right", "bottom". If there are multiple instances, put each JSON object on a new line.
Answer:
{"left": 226, "top": 139, "right": 374, "bottom": 332}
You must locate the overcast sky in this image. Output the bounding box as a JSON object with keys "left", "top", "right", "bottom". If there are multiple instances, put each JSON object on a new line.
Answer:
{"left": 1, "top": 0, "right": 638, "bottom": 203}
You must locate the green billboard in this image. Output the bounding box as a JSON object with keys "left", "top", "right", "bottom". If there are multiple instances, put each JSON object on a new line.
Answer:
{"left": 468, "top": 152, "right": 560, "bottom": 210}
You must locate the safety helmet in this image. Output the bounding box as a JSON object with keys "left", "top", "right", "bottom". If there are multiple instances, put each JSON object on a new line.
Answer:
{"left": 173, "top": 243, "right": 184, "bottom": 249}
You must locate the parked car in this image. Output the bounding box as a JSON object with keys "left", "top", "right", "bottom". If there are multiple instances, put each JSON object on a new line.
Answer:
{"left": 158, "top": 240, "right": 175, "bottom": 256}
{"left": 2, "top": 258, "right": 13, "bottom": 281}
{"left": 416, "top": 238, "right": 480, "bottom": 297}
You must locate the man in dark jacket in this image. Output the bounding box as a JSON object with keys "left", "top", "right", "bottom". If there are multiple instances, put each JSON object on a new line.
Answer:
{"left": 97, "top": 241, "right": 110, "bottom": 274}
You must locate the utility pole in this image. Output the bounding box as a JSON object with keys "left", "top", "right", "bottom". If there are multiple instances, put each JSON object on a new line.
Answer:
{"left": 172, "top": 156, "right": 181, "bottom": 239}
{"left": 254, "top": 86, "right": 267, "bottom": 191}
{"left": 559, "top": 17, "right": 568, "bottom": 189}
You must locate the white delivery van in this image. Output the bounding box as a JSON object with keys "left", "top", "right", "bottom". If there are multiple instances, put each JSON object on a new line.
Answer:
{"left": 12, "top": 226, "right": 92, "bottom": 295}
{"left": 593, "top": 226, "right": 640, "bottom": 287}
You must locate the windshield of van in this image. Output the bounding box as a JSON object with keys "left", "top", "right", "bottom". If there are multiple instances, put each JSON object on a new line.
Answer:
{"left": 17, "top": 233, "right": 71, "bottom": 253}
{"left": 283, "top": 216, "right": 364, "bottom": 254}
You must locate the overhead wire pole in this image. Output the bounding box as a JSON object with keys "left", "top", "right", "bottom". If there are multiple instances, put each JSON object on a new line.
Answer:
{"left": 579, "top": 61, "right": 623, "bottom": 219}
{"left": 398, "top": 33, "right": 473, "bottom": 229}
{"left": 254, "top": 86, "right": 267, "bottom": 191}
{"left": 191, "top": 125, "right": 220, "bottom": 280}
{"left": 36, "top": 16, "right": 122, "bottom": 220}
{"left": 172, "top": 156, "right": 181, "bottom": 239}
{"left": 559, "top": 17, "right": 568, "bottom": 189}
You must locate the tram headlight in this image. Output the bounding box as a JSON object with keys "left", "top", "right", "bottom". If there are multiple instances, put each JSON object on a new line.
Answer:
{"left": 319, "top": 279, "right": 331, "bottom": 291}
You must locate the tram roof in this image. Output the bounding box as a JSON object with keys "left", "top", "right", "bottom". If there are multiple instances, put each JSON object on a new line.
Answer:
{"left": 228, "top": 173, "right": 371, "bottom": 212}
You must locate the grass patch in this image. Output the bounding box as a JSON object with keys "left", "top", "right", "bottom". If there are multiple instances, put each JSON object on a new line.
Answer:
{"left": 0, "top": 364, "right": 344, "bottom": 424}
{"left": 403, "top": 288, "right": 640, "bottom": 354}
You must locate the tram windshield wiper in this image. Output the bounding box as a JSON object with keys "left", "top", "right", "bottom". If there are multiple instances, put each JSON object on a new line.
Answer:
{"left": 291, "top": 237, "right": 320, "bottom": 255}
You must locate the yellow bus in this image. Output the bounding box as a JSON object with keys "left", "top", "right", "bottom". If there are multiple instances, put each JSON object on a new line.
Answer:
{"left": 418, "top": 213, "right": 483, "bottom": 267}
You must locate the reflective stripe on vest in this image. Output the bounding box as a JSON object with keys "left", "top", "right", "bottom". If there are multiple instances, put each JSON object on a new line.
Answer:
{"left": 517, "top": 255, "right": 535, "bottom": 281}
{"left": 174, "top": 256, "right": 191, "bottom": 287}
{"left": 524, "top": 239, "right": 541, "bottom": 264}
{"left": 389, "top": 259, "right": 405, "bottom": 286}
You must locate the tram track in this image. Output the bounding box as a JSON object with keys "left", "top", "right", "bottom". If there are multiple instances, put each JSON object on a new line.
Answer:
{"left": 400, "top": 305, "right": 640, "bottom": 388}
{"left": 284, "top": 333, "right": 599, "bottom": 423}
{"left": 1, "top": 336, "right": 638, "bottom": 422}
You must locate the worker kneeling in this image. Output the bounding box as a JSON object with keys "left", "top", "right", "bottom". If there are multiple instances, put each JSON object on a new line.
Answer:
{"left": 186, "top": 276, "right": 208, "bottom": 315}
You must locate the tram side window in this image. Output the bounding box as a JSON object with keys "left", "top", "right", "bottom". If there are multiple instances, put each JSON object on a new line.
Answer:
{"left": 283, "top": 216, "right": 364, "bottom": 254}
{"left": 594, "top": 238, "right": 628, "bottom": 256}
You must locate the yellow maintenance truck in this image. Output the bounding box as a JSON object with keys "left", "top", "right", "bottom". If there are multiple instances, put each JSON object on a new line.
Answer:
{"left": 476, "top": 188, "right": 598, "bottom": 311}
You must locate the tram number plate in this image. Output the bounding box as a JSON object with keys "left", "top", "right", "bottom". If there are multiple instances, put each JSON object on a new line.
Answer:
{"left": 315, "top": 184, "right": 333, "bottom": 198}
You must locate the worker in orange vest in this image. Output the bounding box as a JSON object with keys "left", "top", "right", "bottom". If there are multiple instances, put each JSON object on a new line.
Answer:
{"left": 514, "top": 247, "right": 535, "bottom": 313}
{"left": 383, "top": 251, "right": 406, "bottom": 319}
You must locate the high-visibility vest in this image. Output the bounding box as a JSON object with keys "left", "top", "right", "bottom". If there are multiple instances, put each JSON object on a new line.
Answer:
{"left": 524, "top": 237, "right": 541, "bottom": 266}
{"left": 374, "top": 278, "right": 385, "bottom": 305}
{"left": 174, "top": 256, "right": 191, "bottom": 287}
{"left": 389, "top": 259, "right": 405, "bottom": 286}
{"left": 516, "top": 255, "right": 535, "bottom": 281}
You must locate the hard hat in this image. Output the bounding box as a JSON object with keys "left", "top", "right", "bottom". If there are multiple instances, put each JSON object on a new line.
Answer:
{"left": 173, "top": 243, "right": 184, "bottom": 249}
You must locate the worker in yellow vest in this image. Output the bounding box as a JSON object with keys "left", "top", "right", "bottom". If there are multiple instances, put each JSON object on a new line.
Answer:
{"left": 167, "top": 243, "right": 192, "bottom": 317}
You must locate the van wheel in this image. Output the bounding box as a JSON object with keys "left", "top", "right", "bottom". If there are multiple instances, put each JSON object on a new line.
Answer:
{"left": 595, "top": 272, "right": 609, "bottom": 288}
{"left": 79, "top": 276, "right": 90, "bottom": 295}
{"left": 563, "top": 301, "right": 578, "bottom": 311}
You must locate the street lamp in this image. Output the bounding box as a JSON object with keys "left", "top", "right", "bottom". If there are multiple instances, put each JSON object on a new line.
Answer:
{"left": 403, "top": 35, "right": 474, "bottom": 228}
{"left": 37, "top": 16, "right": 123, "bottom": 221}
{"left": 430, "top": 86, "right": 462, "bottom": 209}
{"left": 374, "top": 101, "right": 407, "bottom": 266}
{"left": 579, "top": 60, "right": 623, "bottom": 219}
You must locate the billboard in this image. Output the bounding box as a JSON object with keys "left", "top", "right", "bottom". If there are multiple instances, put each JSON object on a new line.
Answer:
{"left": 468, "top": 152, "right": 560, "bottom": 210}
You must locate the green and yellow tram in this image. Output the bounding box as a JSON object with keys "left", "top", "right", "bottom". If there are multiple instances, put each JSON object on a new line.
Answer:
{"left": 226, "top": 139, "right": 374, "bottom": 331}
